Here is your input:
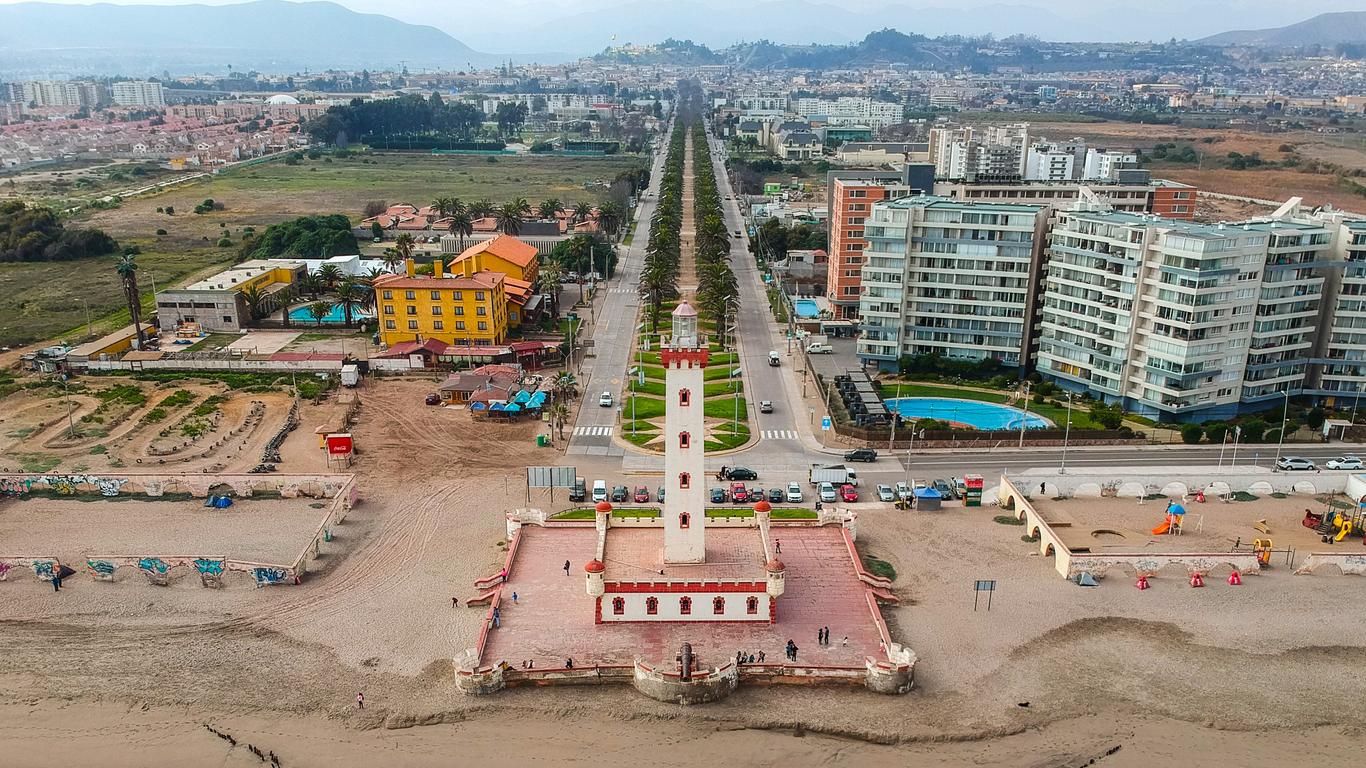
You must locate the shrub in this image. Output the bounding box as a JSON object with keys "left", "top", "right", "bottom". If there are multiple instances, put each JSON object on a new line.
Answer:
{"left": 1240, "top": 418, "right": 1267, "bottom": 443}
{"left": 1306, "top": 407, "right": 1326, "bottom": 431}
{"left": 1180, "top": 423, "right": 1204, "bottom": 444}
{"left": 216, "top": 237, "right": 232, "bottom": 248}
{"left": 1204, "top": 422, "right": 1229, "bottom": 445}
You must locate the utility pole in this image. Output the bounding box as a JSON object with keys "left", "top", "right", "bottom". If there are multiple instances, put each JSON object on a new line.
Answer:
{"left": 1059, "top": 394, "right": 1074, "bottom": 475}
{"left": 1274, "top": 389, "right": 1290, "bottom": 470}
{"left": 1017, "top": 382, "right": 1032, "bottom": 449}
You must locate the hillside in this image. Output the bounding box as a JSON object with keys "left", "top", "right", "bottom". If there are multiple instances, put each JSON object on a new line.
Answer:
{"left": 0, "top": 0, "right": 508, "bottom": 77}
{"left": 1201, "top": 11, "right": 1366, "bottom": 46}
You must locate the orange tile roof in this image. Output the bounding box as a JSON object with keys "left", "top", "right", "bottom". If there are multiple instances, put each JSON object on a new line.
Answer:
{"left": 453, "top": 234, "right": 539, "bottom": 269}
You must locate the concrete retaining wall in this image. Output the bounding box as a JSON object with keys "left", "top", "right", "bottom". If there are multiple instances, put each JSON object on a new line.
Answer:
{"left": 1295, "top": 553, "right": 1366, "bottom": 575}
{"left": 632, "top": 661, "right": 738, "bottom": 704}
{"left": 1009, "top": 466, "right": 1351, "bottom": 499}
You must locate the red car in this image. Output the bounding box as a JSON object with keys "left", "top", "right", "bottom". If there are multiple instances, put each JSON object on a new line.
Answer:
{"left": 633, "top": 486, "right": 651, "bottom": 503}
{"left": 839, "top": 484, "right": 859, "bottom": 503}
{"left": 730, "top": 483, "right": 749, "bottom": 503}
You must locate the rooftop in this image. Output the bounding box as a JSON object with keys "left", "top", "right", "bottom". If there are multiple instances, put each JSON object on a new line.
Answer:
{"left": 883, "top": 194, "right": 1045, "bottom": 214}
{"left": 373, "top": 271, "right": 504, "bottom": 291}
{"left": 180, "top": 259, "right": 305, "bottom": 292}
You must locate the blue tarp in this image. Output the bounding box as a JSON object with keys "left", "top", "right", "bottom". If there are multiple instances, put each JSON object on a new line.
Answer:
{"left": 470, "top": 402, "right": 487, "bottom": 410}
{"left": 527, "top": 392, "right": 547, "bottom": 407}
{"left": 504, "top": 403, "right": 522, "bottom": 412}
{"left": 513, "top": 390, "right": 532, "bottom": 404}
{"left": 914, "top": 487, "right": 942, "bottom": 499}
{"left": 489, "top": 403, "right": 506, "bottom": 412}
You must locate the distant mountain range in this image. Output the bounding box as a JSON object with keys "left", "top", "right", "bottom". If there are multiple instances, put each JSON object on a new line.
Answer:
{"left": 0, "top": 0, "right": 553, "bottom": 78}
{"left": 1200, "top": 11, "right": 1366, "bottom": 46}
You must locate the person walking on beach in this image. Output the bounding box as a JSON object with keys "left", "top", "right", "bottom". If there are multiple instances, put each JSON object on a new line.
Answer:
{"left": 492, "top": 606, "right": 501, "bottom": 628}
{"left": 51, "top": 573, "right": 61, "bottom": 592}
{"left": 451, "top": 596, "right": 459, "bottom": 608}
{"left": 356, "top": 692, "right": 364, "bottom": 710}
{"left": 511, "top": 591, "right": 518, "bottom": 604}
{"left": 563, "top": 560, "right": 571, "bottom": 576}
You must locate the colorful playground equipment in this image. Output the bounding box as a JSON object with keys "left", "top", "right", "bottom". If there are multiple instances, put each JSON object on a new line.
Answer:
{"left": 1253, "top": 538, "right": 1273, "bottom": 568}
{"left": 1152, "top": 502, "right": 1186, "bottom": 536}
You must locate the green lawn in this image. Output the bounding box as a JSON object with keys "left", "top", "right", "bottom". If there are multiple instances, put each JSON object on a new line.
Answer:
{"left": 704, "top": 507, "right": 817, "bottom": 519}
{"left": 703, "top": 397, "right": 747, "bottom": 421}
{"left": 630, "top": 379, "right": 666, "bottom": 397}
{"left": 624, "top": 396, "right": 665, "bottom": 419}
{"left": 703, "top": 367, "right": 736, "bottom": 381}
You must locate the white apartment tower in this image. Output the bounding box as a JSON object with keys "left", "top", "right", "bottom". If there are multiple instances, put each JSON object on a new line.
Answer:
{"left": 660, "top": 301, "right": 708, "bottom": 563}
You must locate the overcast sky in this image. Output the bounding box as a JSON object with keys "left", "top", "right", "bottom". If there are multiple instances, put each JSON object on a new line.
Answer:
{"left": 0, "top": 0, "right": 1359, "bottom": 47}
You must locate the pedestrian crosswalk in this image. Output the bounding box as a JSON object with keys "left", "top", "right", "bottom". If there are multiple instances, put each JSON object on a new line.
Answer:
{"left": 574, "top": 425, "right": 614, "bottom": 437}
{"left": 761, "top": 430, "right": 798, "bottom": 441}
{"left": 609, "top": 287, "right": 635, "bottom": 294}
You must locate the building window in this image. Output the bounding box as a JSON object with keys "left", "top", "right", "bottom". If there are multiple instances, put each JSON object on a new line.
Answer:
{"left": 477, "top": 306, "right": 487, "bottom": 316}
{"left": 455, "top": 306, "right": 464, "bottom": 315}
{"left": 679, "top": 472, "right": 690, "bottom": 488}
{"left": 679, "top": 596, "right": 692, "bottom": 615}
{"left": 646, "top": 597, "right": 658, "bottom": 615}
{"left": 223, "top": 315, "right": 232, "bottom": 323}
{"left": 408, "top": 320, "right": 418, "bottom": 330}
{"left": 382, "top": 290, "right": 392, "bottom": 300}
{"left": 612, "top": 597, "right": 625, "bottom": 615}
{"left": 405, "top": 291, "right": 415, "bottom": 300}
{"left": 456, "top": 321, "right": 466, "bottom": 330}
{"left": 476, "top": 291, "right": 486, "bottom": 301}
{"left": 713, "top": 596, "right": 725, "bottom": 615}
{"left": 679, "top": 431, "right": 690, "bottom": 449}
{"left": 385, "top": 320, "right": 396, "bottom": 330}
{"left": 679, "top": 512, "right": 690, "bottom": 528}
{"left": 453, "top": 291, "right": 463, "bottom": 301}
{"left": 383, "top": 305, "right": 395, "bottom": 315}
{"left": 679, "top": 388, "right": 691, "bottom": 406}
{"left": 407, "top": 306, "right": 417, "bottom": 315}
{"left": 746, "top": 596, "right": 759, "bottom": 615}
{"left": 478, "top": 321, "right": 488, "bottom": 331}
{"left": 431, "top": 306, "right": 442, "bottom": 316}
{"left": 433, "top": 320, "right": 444, "bottom": 331}
{"left": 431, "top": 290, "right": 441, "bottom": 301}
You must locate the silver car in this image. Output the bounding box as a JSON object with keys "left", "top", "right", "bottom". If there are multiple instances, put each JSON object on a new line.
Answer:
{"left": 1326, "top": 456, "right": 1363, "bottom": 470}
{"left": 786, "top": 482, "right": 804, "bottom": 503}
{"left": 876, "top": 484, "right": 895, "bottom": 502}
{"left": 1276, "top": 456, "right": 1316, "bottom": 471}
{"left": 818, "top": 482, "right": 837, "bottom": 503}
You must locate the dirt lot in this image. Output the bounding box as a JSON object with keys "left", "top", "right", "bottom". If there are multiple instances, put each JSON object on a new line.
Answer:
{"left": 4, "top": 379, "right": 1366, "bottom": 764}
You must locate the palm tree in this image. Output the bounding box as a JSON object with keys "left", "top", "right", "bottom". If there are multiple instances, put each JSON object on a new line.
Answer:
{"left": 431, "top": 196, "right": 465, "bottom": 219}
{"left": 364, "top": 266, "right": 388, "bottom": 284}
{"left": 115, "top": 254, "right": 146, "bottom": 347}
{"left": 597, "top": 201, "right": 624, "bottom": 238}
{"left": 306, "top": 300, "right": 335, "bottom": 328}
{"left": 552, "top": 371, "right": 578, "bottom": 401}
{"left": 380, "top": 248, "right": 403, "bottom": 274}
{"left": 494, "top": 202, "right": 524, "bottom": 235}
{"left": 572, "top": 201, "right": 593, "bottom": 224}
{"left": 447, "top": 211, "right": 474, "bottom": 251}
{"left": 298, "top": 272, "right": 325, "bottom": 300}
{"left": 469, "top": 199, "right": 495, "bottom": 220}
{"left": 546, "top": 402, "right": 571, "bottom": 441}
{"left": 511, "top": 197, "right": 532, "bottom": 217}
{"left": 335, "top": 279, "right": 364, "bottom": 328}
{"left": 394, "top": 233, "right": 416, "bottom": 262}
{"left": 241, "top": 284, "right": 267, "bottom": 324}
{"left": 537, "top": 198, "right": 563, "bottom": 221}
{"left": 539, "top": 258, "right": 565, "bottom": 316}
{"left": 639, "top": 257, "right": 678, "bottom": 333}
{"left": 317, "top": 263, "right": 344, "bottom": 290}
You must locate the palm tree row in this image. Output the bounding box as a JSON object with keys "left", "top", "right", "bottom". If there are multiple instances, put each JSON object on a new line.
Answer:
{"left": 431, "top": 195, "right": 617, "bottom": 244}
{"left": 689, "top": 117, "right": 740, "bottom": 338}
{"left": 638, "top": 116, "right": 688, "bottom": 333}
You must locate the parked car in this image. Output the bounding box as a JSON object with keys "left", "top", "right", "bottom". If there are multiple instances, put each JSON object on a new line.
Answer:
{"left": 598, "top": 391, "right": 614, "bottom": 407}
{"left": 840, "top": 484, "right": 859, "bottom": 503}
{"left": 876, "top": 484, "right": 895, "bottom": 502}
{"left": 767, "top": 487, "right": 785, "bottom": 503}
{"left": 932, "top": 479, "right": 955, "bottom": 498}
{"left": 759, "top": 400, "right": 774, "bottom": 413}
{"left": 818, "top": 482, "right": 838, "bottom": 503}
{"left": 843, "top": 449, "right": 878, "bottom": 463}
{"left": 569, "top": 477, "right": 586, "bottom": 502}
{"left": 424, "top": 392, "right": 441, "bottom": 406}
{"left": 657, "top": 487, "right": 666, "bottom": 502}
{"left": 1276, "top": 456, "right": 1317, "bottom": 471}
{"left": 633, "top": 486, "right": 651, "bottom": 503}
{"left": 1326, "top": 456, "right": 1364, "bottom": 470}
{"left": 750, "top": 486, "right": 764, "bottom": 502}
{"left": 718, "top": 466, "right": 758, "bottom": 481}
{"left": 592, "top": 480, "right": 608, "bottom": 503}
{"left": 710, "top": 487, "right": 728, "bottom": 504}
{"left": 894, "top": 481, "right": 913, "bottom": 501}
{"left": 806, "top": 342, "right": 833, "bottom": 354}
{"left": 768, "top": 351, "right": 780, "bottom": 367}
{"left": 731, "top": 483, "right": 749, "bottom": 503}
{"left": 786, "top": 482, "right": 804, "bottom": 503}
{"left": 610, "top": 485, "right": 629, "bottom": 502}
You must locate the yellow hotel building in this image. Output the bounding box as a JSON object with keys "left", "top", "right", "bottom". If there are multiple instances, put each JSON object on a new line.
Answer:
{"left": 373, "top": 266, "right": 509, "bottom": 348}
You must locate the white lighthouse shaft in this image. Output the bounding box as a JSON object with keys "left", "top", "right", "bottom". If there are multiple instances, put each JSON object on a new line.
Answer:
{"left": 663, "top": 352, "right": 707, "bottom": 564}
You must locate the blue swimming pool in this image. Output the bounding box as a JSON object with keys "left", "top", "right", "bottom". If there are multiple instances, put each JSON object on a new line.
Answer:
{"left": 884, "top": 397, "right": 1050, "bottom": 430}
{"left": 287, "top": 305, "right": 374, "bottom": 324}
{"left": 793, "top": 299, "right": 820, "bottom": 319}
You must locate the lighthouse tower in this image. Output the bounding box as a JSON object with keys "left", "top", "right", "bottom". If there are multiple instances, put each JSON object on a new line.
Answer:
{"left": 661, "top": 301, "right": 708, "bottom": 564}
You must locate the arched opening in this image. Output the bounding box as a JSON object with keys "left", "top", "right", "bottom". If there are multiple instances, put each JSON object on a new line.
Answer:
{"left": 679, "top": 596, "right": 692, "bottom": 615}
{"left": 679, "top": 512, "right": 690, "bottom": 529}
{"left": 679, "top": 388, "right": 691, "bottom": 407}
{"left": 713, "top": 596, "right": 725, "bottom": 615}
{"left": 746, "top": 596, "right": 759, "bottom": 614}
{"left": 646, "top": 596, "right": 658, "bottom": 615}
{"left": 1044, "top": 543, "right": 1055, "bottom": 557}
{"left": 679, "top": 472, "right": 690, "bottom": 489}
{"left": 679, "top": 431, "right": 691, "bottom": 449}
{"left": 612, "top": 597, "right": 625, "bottom": 615}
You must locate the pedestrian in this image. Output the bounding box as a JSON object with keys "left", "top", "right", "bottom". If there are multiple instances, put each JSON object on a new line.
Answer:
{"left": 1040, "top": 482, "right": 1046, "bottom": 495}
{"left": 563, "top": 560, "right": 571, "bottom": 575}
{"left": 492, "top": 606, "right": 501, "bottom": 628}
{"left": 356, "top": 692, "right": 364, "bottom": 710}
{"left": 511, "top": 591, "right": 518, "bottom": 604}
{"left": 528, "top": 659, "right": 534, "bottom": 669}
{"left": 451, "top": 596, "right": 459, "bottom": 608}
{"left": 51, "top": 573, "right": 61, "bottom": 592}
{"left": 841, "top": 636, "right": 848, "bottom": 647}
{"left": 791, "top": 643, "right": 798, "bottom": 662}
{"left": 565, "top": 657, "right": 574, "bottom": 669}
{"left": 824, "top": 626, "right": 830, "bottom": 645}
{"left": 775, "top": 539, "right": 781, "bottom": 554}
{"left": 757, "top": 650, "right": 765, "bottom": 663}
{"left": 816, "top": 628, "right": 823, "bottom": 645}
{"left": 748, "top": 654, "right": 755, "bottom": 664}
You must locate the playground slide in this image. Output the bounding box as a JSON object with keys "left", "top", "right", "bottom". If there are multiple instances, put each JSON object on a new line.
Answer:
{"left": 1335, "top": 523, "right": 1353, "bottom": 543}
{"left": 1152, "top": 519, "right": 1172, "bottom": 536}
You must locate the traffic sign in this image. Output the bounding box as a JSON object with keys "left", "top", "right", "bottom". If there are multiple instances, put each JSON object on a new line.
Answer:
{"left": 821, "top": 417, "right": 831, "bottom": 431}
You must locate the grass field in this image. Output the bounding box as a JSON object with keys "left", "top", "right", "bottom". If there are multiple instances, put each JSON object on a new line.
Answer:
{"left": 0, "top": 243, "right": 231, "bottom": 347}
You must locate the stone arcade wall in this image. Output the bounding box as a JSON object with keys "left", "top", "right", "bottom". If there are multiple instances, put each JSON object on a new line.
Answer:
{"left": 0, "top": 472, "right": 357, "bottom": 588}
{"left": 997, "top": 475, "right": 1261, "bottom": 580}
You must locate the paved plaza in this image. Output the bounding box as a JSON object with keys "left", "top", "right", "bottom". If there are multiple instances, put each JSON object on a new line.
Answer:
{"left": 480, "top": 524, "right": 886, "bottom": 670}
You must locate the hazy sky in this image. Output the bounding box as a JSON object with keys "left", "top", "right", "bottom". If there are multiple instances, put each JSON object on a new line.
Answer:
{"left": 0, "top": 0, "right": 1360, "bottom": 47}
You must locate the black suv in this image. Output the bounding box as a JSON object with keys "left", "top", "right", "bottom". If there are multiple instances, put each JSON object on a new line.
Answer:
{"left": 718, "top": 466, "right": 758, "bottom": 481}
{"left": 843, "top": 449, "right": 878, "bottom": 463}
{"left": 569, "top": 479, "right": 586, "bottom": 502}
{"left": 610, "top": 485, "right": 629, "bottom": 502}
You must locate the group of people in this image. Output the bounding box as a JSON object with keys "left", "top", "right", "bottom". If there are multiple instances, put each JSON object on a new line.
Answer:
{"left": 735, "top": 649, "right": 767, "bottom": 665}
{"left": 816, "top": 626, "right": 845, "bottom": 647}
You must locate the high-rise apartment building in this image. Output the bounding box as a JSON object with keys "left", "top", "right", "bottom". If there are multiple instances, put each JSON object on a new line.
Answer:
{"left": 794, "top": 96, "right": 902, "bottom": 128}
{"left": 10, "top": 80, "right": 102, "bottom": 108}
{"left": 111, "top": 81, "right": 167, "bottom": 107}
{"left": 856, "top": 196, "right": 1049, "bottom": 371}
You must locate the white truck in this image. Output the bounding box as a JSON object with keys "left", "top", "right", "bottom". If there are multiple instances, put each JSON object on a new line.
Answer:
{"left": 340, "top": 364, "right": 360, "bottom": 387}
{"left": 809, "top": 464, "right": 860, "bottom": 487}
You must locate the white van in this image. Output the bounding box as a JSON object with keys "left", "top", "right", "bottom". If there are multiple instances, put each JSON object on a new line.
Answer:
{"left": 806, "top": 342, "right": 833, "bottom": 354}
{"left": 768, "top": 350, "right": 781, "bottom": 366}
{"left": 591, "top": 480, "right": 608, "bottom": 503}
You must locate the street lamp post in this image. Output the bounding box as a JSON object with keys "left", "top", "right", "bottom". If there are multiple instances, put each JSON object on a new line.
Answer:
{"left": 1274, "top": 389, "right": 1290, "bottom": 470}
{"left": 1060, "top": 394, "right": 1074, "bottom": 474}
{"left": 1230, "top": 426, "right": 1242, "bottom": 468}
{"left": 1017, "top": 382, "right": 1032, "bottom": 449}
{"left": 888, "top": 380, "right": 903, "bottom": 451}
{"left": 1219, "top": 428, "right": 1229, "bottom": 467}
{"left": 59, "top": 374, "right": 76, "bottom": 439}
